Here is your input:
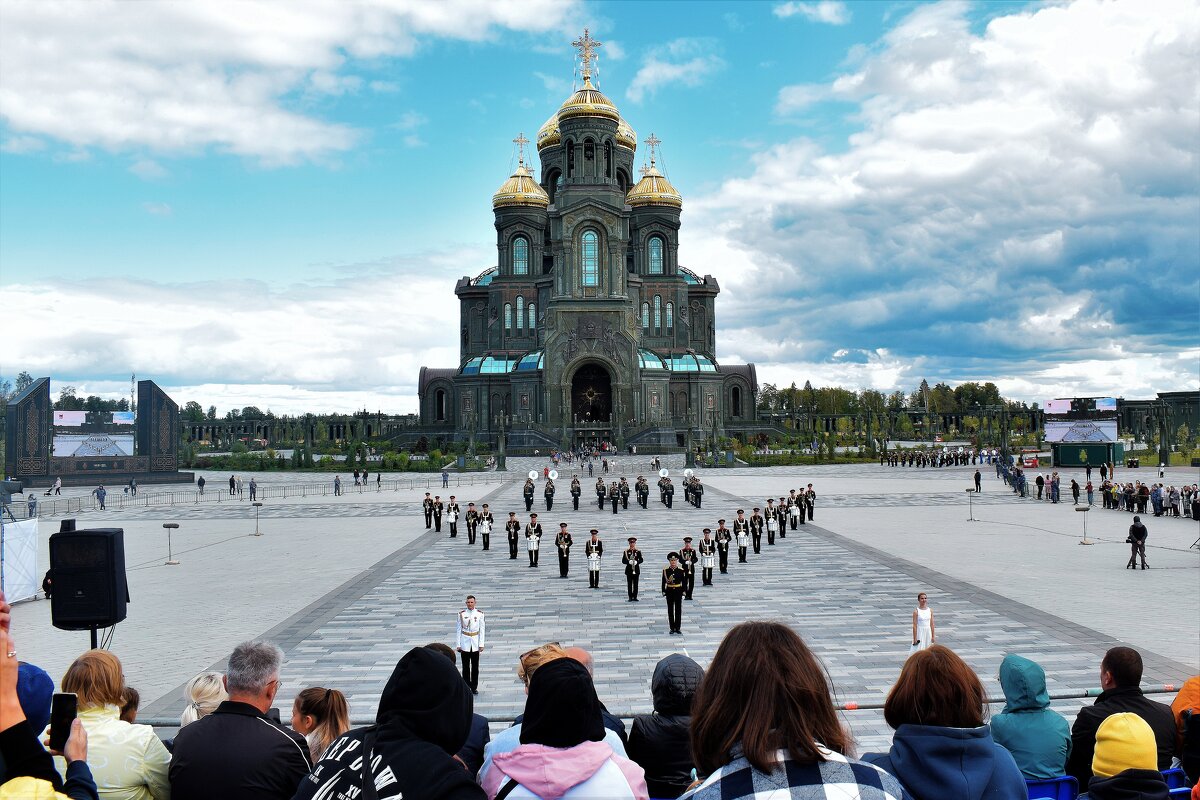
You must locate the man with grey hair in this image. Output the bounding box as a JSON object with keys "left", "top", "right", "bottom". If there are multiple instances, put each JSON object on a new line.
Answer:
{"left": 170, "top": 640, "right": 310, "bottom": 800}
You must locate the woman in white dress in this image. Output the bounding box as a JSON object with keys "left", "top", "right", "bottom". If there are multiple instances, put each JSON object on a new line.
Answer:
{"left": 911, "top": 592, "right": 934, "bottom": 651}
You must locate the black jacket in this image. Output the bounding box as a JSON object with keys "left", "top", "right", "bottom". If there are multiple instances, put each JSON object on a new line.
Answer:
{"left": 293, "top": 647, "right": 484, "bottom": 800}
{"left": 627, "top": 654, "right": 703, "bottom": 799}
{"left": 457, "top": 713, "right": 491, "bottom": 778}
{"left": 170, "top": 700, "right": 311, "bottom": 800}
{"left": 1081, "top": 768, "right": 1170, "bottom": 800}
{"left": 1067, "top": 686, "right": 1177, "bottom": 789}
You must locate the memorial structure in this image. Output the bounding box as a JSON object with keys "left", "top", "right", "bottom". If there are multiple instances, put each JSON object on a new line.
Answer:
{"left": 417, "top": 30, "right": 758, "bottom": 449}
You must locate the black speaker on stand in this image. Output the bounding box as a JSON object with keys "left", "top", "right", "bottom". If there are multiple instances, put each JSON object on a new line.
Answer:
{"left": 49, "top": 520, "right": 129, "bottom": 648}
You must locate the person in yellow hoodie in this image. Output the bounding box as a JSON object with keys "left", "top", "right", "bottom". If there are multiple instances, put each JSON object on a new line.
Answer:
{"left": 59, "top": 650, "right": 169, "bottom": 799}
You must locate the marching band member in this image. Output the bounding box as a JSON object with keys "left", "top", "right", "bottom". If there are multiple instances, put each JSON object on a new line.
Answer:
{"left": 423, "top": 492, "right": 434, "bottom": 528}
{"left": 596, "top": 478, "right": 607, "bottom": 510}
{"left": 662, "top": 554, "right": 685, "bottom": 634}
{"left": 570, "top": 476, "right": 582, "bottom": 510}
{"left": 698, "top": 529, "right": 716, "bottom": 586}
{"left": 464, "top": 501, "right": 478, "bottom": 543}
{"left": 733, "top": 509, "right": 750, "bottom": 563}
{"left": 432, "top": 495, "right": 444, "bottom": 533}
{"left": 544, "top": 479, "right": 555, "bottom": 511}
{"left": 525, "top": 513, "right": 542, "bottom": 567}
{"left": 749, "top": 507, "right": 764, "bottom": 554}
{"left": 679, "top": 537, "right": 698, "bottom": 599}
{"left": 506, "top": 512, "right": 521, "bottom": 559}
{"left": 523, "top": 478, "right": 535, "bottom": 512}
{"left": 715, "top": 519, "right": 732, "bottom": 573}
{"left": 622, "top": 536, "right": 643, "bottom": 600}
{"left": 586, "top": 529, "right": 604, "bottom": 589}
{"left": 446, "top": 495, "right": 460, "bottom": 538}
{"left": 555, "top": 523, "right": 573, "bottom": 577}
{"left": 765, "top": 499, "right": 778, "bottom": 545}
{"left": 478, "top": 503, "right": 493, "bottom": 551}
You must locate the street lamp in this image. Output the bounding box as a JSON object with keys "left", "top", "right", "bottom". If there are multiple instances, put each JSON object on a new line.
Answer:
{"left": 162, "top": 523, "right": 180, "bottom": 565}
{"left": 251, "top": 501, "right": 263, "bottom": 536}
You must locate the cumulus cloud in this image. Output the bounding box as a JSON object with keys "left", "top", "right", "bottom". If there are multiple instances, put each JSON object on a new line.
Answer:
{"left": 687, "top": 0, "right": 1199, "bottom": 401}
{"left": 626, "top": 38, "right": 725, "bottom": 104}
{"left": 2, "top": 246, "right": 491, "bottom": 414}
{"left": 0, "top": 0, "right": 579, "bottom": 165}
{"left": 773, "top": 1, "right": 851, "bottom": 25}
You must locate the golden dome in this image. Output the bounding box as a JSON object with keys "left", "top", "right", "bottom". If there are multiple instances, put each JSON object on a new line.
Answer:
{"left": 492, "top": 161, "right": 549, "bottom": 209}
{"left": 615, "top": 117, "right": 636, "bottom": 151}
{"left": 536, "top": 112, "right": 560, "bottom": 151}
{"left": 557, "top": 75, "right": 620, "bottom": 123}
{"left": 627, "top": 161, "right": 682, "bottom": 209}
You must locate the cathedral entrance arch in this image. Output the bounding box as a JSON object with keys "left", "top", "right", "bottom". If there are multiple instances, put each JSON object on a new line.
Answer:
{"left": 571, "top": 362, "right": 612, "bottom": 424}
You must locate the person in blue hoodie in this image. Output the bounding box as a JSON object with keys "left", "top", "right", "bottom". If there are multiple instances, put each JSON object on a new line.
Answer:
{"left": 990, "top": 654, "right": 1072, "bottom": 779}
{"left": 864, "top": 645, "right": 1026, "bottom": 800}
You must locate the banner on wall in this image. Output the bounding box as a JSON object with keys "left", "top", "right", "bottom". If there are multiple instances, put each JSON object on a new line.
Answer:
{"left": 53, "top": 411, "right": 86, "bottom": 426}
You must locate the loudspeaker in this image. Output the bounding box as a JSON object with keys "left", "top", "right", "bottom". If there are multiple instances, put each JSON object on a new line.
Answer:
{"left": 49, "top": 525, "right": 128, "bottom": 631}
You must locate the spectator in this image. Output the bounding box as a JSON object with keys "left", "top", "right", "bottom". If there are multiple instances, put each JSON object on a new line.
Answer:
{"left": 0, "top": 627, "right": 98, "bottom": 799}
{"left": 863, "top": 645, "right": 1025, "bottom": 800}
{"left": 989, "top": 654, "right": 1071, "bottom": 779}
{"left": 119, "top": 686, "right": 140, "bottom": 724}
{"left": 425, "top": 642, "right": 490, "bottom": 777}
{"left": 60, "top": 649, "right": 170, "bottom": 799}
{"left": 289, "top": 687, "right": 350, "bottom": 762}
{"left": 480, "top": 644, "right": 627, "bottom": 781}
{"left": 169, "top": 641, "right": 310, "bottom": 800}
{"left": 178, "top": 672, "right": 227, "bottom": 728}
{"left": 293, "top": 646, "right": 483, "bottom": 800}
{"left": 627, "top": 653, "right": 703, "bottom": 799}
{"left": 1066, "top": 646, "right": 1176, "bottom": 790}
{"left": 1170, "top": 675, "right": 1200, "bottom": 783}
{"left": 562, "top": 646, "right": 627, "bottom": 745}
{"left": 1081, "top": 713, "right": 1170, "bottom": 800}
{"left": 685, "top": 622, "right": 903, "bottom": 799}
{"left": 480, "top": 658, "right": 647, "bottom": 800}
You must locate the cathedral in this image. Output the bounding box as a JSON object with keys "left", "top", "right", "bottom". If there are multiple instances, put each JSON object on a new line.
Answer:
{"left": 418, "top": 31, "right": 758, "bottom": 449}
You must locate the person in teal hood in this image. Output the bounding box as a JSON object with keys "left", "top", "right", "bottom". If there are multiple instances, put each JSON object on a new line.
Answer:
{"left": 990, "top": 654, "right": 1071, "bottom": 779}
{"left": 864, "top": 645, "right": 1026, "bottom": 800}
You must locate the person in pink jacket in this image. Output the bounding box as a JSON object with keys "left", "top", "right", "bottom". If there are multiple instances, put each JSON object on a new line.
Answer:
{"left": 481, "top": 658, "right": 647, "bottom": 800}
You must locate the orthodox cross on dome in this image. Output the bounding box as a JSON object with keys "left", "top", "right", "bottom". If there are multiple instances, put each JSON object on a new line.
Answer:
{"left": 644, "top": 132, "right": 661, "bottom": 167}
{"left": 572, "top": 28, "right": 603, "bottom": 80}
{"left": 513, "top": 132, "right": 530, "bottom": 166}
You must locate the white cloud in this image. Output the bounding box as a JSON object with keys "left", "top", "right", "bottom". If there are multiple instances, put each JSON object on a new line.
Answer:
{"left": 683, "top": 0, "right": 1200, "bottom": 402}
{"left": 2, "top": 245, "right": 490, "bottom": 414}
{"left": 1, "top": 135, "right": 44, "bottom": 154}
{"left": 0, "top": 0, "right": 580, "bottom": 165}
{"left": 773, "top": 1, "right": 851, "bottom": 25}
{"left": 141, "top": 202, "right": 172, "bottom": 216}
{"left": 776, "top": 83, "right": 827, "bottom": 114}
{"left": 626, "top": 38, "right": 725, "bottom": 104}
{"left": 129, "top": 159, "right": 169, "bottom": 180}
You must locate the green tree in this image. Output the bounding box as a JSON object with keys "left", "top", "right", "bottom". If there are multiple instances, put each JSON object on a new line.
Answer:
{"left": 14, "top": 372, "right": 33, "bottom": 394}
{"left": 55, "top": 386, "right": 83, "bottom": 410}
{"left": 182, "top": 401, "right": 205, "bottom": 422}
{"left": 206, "top": 405, "right": 217, "bottom": 420}
{"left": 241, "top": 406, "right": 264, "bottom": 419}
{"left": 0, "top": 378, "right": 11, "bottom": 404}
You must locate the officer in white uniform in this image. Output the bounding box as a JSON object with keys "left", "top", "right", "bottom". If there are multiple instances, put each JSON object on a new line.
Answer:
{"left": 455, "top": 594, "right": 485, "bottom": 694}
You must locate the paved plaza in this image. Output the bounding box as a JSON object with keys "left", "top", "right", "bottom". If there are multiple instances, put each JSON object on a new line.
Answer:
{"left": 12, "top": 459, "right": 1199, "bottom": 752}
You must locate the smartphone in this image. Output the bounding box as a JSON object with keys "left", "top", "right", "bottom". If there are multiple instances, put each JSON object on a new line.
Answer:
{"left": 48, "top": 693, "right": 77, "bottom": 752}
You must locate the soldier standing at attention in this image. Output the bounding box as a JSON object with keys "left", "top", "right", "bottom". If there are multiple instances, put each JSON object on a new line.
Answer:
{"left": 698, "top": 529, "right": 716, "bottom": 586}
{"left": 806, "top": 483, "right": 817, "bottom": 520}
{"left": 733, "top": 510, "right": 750, "bottom": 563}
{"left": 622, "top": 537, "right": 643, "bottom": 600}
{"left": 776, "top": 497, "right": 789, "bottom": 538}
{"left": 636, "top": 476, "right": 649, "bottom": 508}
{"left": 523, "top": 479, "right": 535, "bottom": 512}
{"left": 525, "top": 513, "right": 542, "bottom": 567}
{"left": 765, "top": 499, "right": 778, "bottom": 545}
{"left": 664, "top": 478, "right": 675, "bottom": 508}
{"left": 464, "top": 502, "right": 478, "bottom": 544}
{"left": 506, "top": 512, "right": 521, "bottom": 559}
{"left": 619, "top": 478, "right": 630, "bottom": 510}
{"left": 446, "top": 495, "right": 460, "bottom": 538}
{"left": 544, "top": 478, "right": 555, "bottom": 511}
{"left": 662, "top": 553, "right": 686, "bottom": 635}
{"left": 479, "top": 503, "right": 494, "bottom": 550}
{"left": 749, "top": 507, "right": 764, "bottom": 554}
{"left": 555, "top": 523, "right": 573, "bottom": 578}
{"left": 586, "top": 529, "right": 604, "bottom": 589}
{"left": 455, "top": 595, "right": 485, "bottom": 695}
{"left": 596, "top": 478, "right": 607, "bottom": 510}
{"left": 433, "top": 495, "right": 444, "bottom": 533}
{"left": 679, "top": 537, "right": 698, "bottom": 600}
{"left": 570, "top": 476, "right": 582, "bottom": 510}
{"left": 715, "top": 519, "right": 732, "bottom": 574}
{"left": 608, "top": 480, "right": 619, "bottom": 514}
{"left": 693, "top": 478, "right": 704, "bottom": 509}
{"left": 423, "top": 492, "right": 434, "bottom": 528}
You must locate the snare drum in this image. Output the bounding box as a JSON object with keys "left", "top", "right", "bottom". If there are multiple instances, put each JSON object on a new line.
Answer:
{"left": 587, "top": 554, "right": 601, "bottom": 572}
{"left": 701, "top": 554, "right": 716, "bottom": 569}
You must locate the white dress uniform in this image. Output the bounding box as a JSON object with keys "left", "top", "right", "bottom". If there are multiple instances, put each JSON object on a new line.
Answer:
{"left": 456, "top": 606, "right": 485, "bottom": 692}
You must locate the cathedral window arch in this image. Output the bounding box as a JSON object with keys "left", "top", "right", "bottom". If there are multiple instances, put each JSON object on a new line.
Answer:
{"left": 584, "top": 138, "right": 595, "bottom": 176}
{"left": 653, "top": 295, "right": 662, "bottom": 332}
{"left": 580, "top": 230, "right": 599, "bottom": 287}
{"left": 732, "top": 385, "right": 743, "bottom": 417}
{"left": 504, "top": 303, "right": 512, "bottom": 331}
{"left": 666, "top": 301, "right": 674, "bottom": 333}
{"left": 604, "top": 141, "right": 613, "bottom": 179}
{"left": 566, "top": 139, "right": 575, "bottom": 177}
{"left": 516, "top": 296, "right": 525, "bottom": 330}
{"left": 528, "top": 301, "right": 536, "bottom": 330}
{"left": 641, "top": 302, "right": 650, "bottom": 333}
{"left": 648, "top": 236, "right": 664, "bottom": 274}
{"left": 512, "top": 236, "right": 529, "bottom": 275}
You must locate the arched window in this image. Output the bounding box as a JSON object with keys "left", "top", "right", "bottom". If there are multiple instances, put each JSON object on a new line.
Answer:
{"left": 566, "top": 140, "right": 575, "bottom": 177}
{"left": 732, "top": 386, "right": 743, "bottom": 417}
{"left": 666, "top": 301, "right": 674, "bottom": 332}
{"left": 504, "top": 303, "right": 512, "bottom": 331}
{"left": 528, "top": 302, "right": 536, "bottom": 330}
{"left": 604, "top": 141, "right": 613, "bottom": 179}
{"left": 641, "top": 302, "right": 650, "bottom": 332}
{"left": 581, "top": 231, "right": 599, "bottom": 287}
{"left": 653, "top": 295, "right": 662, "bottom": 332}
{"left": 435, "top": 389, "right": 446, "bottom": 421}
{"left": 516, "top": 296, "right": 525, "bottom": 330}
{"left": 512, "top": 236, "right": 529, "bottom": 275}
{"left": 648, "top": 236, "right": 664, "bottom": 275}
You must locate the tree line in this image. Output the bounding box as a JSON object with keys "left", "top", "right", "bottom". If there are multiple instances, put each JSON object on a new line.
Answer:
{"left": 756, "top": 379, "right": 1032, "bottom": 415}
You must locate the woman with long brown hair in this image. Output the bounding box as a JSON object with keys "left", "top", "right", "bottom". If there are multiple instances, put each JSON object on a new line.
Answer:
{"left": 863, "top": 645, "right": 1025, "bottom": 800}
{"left": 683, "top": 622, "right": 903, "bottom": 799}
{"left": 290, "top": 686, "right": 350, "bottom": 762}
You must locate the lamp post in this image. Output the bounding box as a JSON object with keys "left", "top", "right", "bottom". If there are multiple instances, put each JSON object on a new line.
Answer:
{"left": 162, "top": 523, "right": 180, "bottom": 565}
{"left": 251, "top": 501, "right": 263, "bottom": 536}
{"left": 494, "top": 413, "right": 509, "bottom": 471}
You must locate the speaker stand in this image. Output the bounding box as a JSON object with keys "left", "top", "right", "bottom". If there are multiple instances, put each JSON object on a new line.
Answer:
{"left": 90, "top": 627, "right": 98, "bottom": 650}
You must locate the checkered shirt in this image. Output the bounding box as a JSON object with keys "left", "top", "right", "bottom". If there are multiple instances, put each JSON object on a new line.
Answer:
{"left": 680, "top": 747, "right": 906, "bottom": 800}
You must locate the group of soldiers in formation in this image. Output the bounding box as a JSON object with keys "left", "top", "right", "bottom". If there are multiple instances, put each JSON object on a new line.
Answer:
{"left": 883, "top": 448, "right": 999, "bottom": 468}
{"left": 421, "top": 482, "right": 818, "bottom": 634}
{"left": 510, "top": 473, "right": 709, "bottom": 514}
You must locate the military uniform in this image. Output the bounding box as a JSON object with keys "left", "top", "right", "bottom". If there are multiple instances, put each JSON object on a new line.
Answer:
{"left": 765, "top": 501, "right": 778, "bottom": 545}
{"left": 619, "top": 479, "right": 630, "bottom": 510}
{"left": 610, "top": 481, "right": 620, "bottom": 514}
{"left": 596, "top": 479, "right": 607, "bottom": 510}
{"left": 698, "top": 533, "right": 716, "bottom": 586}
{"left": 662, "top": 556, "right": 686, "bottom": 634}
{"left": 636, "top": 477, "right": 649, "bottom": 508}
{"left": 432, "top": 497, "right": 444, "bottom": 532}
{"left": 776, "top": 498, "right": 788, "bottom": 539}
{"left": 555, "top": 525, "right": 572, "bottom": 577}
{"left": 544, "top": 480, "right": 555, "bottom": 511}
{"left": 679, "top": 541, "right": 698, "bottom": 599}
{"left": 570, "top": 478, "right": 582, "bottom": 510}
{"left": 622, "top": 538, "right": 643, "bottom": 599}
{"left": 506, "top": 514, "right": 521, "bottom": 559}
{"left": 806, "top": 484, "right": 817, "bottom": 520}
{"left": 692, "top": 479, "right": 704, "bottom": 509}
{"left": 664, "top": 479, "right": 674, "bottom": 508}
{"left": 478, "top": 506, "right": 493, "bottom": 550}
{"left": 446, "top": 498, "right": 460, "bottom": 538}
{"left": 523, "top": 479, "right": 535, "bottom": 512}
{"left": 455, "top": 602, "right": 485, "bottom": 694}
{"left": 423, "top": 493, "right": 434, "bottom": 528}
{"left": 749, "top": 509, "right": 764, "bottom": 554}
{"left": 525, "top": 517, "right": 542, "bottom": 567}
{"left": 715, "top": 522, "right": 732, "bottom": 573}
{"left": 586, "top": 532, "right": 604, "bottom": 589}
{"left": 733, "top": 512, "right": 750, "bottom": 562}
{"left": 464, "top": 503, "right": 478, "bottom": 544}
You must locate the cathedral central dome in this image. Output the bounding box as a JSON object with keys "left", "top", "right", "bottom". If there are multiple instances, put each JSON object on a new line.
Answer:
{"left": 557, "top": 74, "right": 620, "bottom": 123}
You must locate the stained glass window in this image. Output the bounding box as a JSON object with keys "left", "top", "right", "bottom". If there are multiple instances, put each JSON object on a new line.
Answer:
{"left": 581, "top": 231, "right": 599, "bottom": 287}
{"left": 516, "top": 296, "right": 524, "bottom": 330}
{"left": 512, "top": 236, "right": 529, "bottom": 275}
{"left": 649, "top": 236, "right": 663, "bottom": 274}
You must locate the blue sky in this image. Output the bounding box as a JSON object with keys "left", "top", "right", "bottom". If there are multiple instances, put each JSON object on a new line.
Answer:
{"left": 1, "top": 0, "right": 1196, "bottom": 414}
